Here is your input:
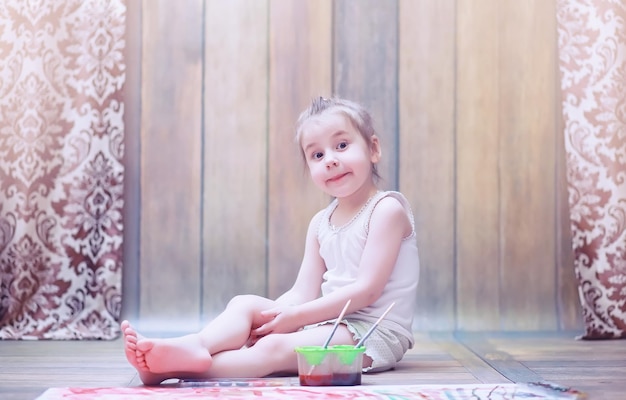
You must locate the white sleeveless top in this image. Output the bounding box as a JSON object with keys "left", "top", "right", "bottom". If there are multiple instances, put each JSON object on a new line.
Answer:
{"left": 317, "top": 191, "right": 420, "bottom": 343}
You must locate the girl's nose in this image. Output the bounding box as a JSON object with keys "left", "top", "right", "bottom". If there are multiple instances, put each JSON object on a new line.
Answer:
{"left": 325, "top": 155, "right": 339, "bottom": 168}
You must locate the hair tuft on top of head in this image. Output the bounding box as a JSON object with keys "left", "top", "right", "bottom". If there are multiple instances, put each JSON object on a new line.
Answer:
{"left": 296, "top": 96, "right": 375, "bottom": 141}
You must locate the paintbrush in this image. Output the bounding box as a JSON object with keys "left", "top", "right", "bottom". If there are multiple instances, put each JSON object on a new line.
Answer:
{"left": 322, "top": 299, "right": 352, "bottom": 348}
{"left": 354, "top": 302, "right": 395, "bottom": 348}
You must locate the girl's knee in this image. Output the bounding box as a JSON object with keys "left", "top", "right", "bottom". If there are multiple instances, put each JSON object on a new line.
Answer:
{"left": 227, "top": 294, "right": 263, "bottom": 310}
{"left": 253, "top": 335, "right": 294, "bottom": 358}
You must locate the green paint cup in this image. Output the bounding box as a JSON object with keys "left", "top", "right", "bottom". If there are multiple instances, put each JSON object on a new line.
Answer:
{"left": 294, "top": 345, "right": 366, "bottom": 386}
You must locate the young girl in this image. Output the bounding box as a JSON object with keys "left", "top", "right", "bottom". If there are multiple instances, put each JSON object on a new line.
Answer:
{"left": 122, "top": 97, "right": 420, "bottom": 385}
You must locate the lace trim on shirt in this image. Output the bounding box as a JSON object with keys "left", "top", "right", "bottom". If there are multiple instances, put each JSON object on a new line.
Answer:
{"left": 327, "top": 191, "right": 382, "bottom": 232}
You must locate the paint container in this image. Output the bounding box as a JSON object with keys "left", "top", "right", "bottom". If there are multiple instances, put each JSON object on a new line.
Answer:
{"left": 294, "top": 345, "right": 366, "bottom": 386}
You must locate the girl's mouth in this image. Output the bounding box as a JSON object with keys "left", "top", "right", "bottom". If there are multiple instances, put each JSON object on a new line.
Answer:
{"left": 327, "top": 172, "right": 348, "bottom": 183}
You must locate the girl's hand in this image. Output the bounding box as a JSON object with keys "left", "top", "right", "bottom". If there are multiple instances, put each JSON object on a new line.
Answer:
{"left": 252, "top": 305, "right": 303, "bottom": 336}
{"left": 245, "top": 333, "right": 263, "bottom": 347}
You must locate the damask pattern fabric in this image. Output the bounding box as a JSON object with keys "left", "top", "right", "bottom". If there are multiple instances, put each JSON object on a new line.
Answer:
{"left": 0, "top": 1, "right": 125, "bottom": 339}
{"left": 557, "top": 0, "right": 626, "bottom": 339}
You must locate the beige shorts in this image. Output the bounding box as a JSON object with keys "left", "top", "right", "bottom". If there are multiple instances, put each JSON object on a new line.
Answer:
{"left": 310, "top": 319, "right": 411, "bottom": 373}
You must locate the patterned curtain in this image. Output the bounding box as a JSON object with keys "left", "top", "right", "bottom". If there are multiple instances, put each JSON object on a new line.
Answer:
{"left": 0, "top": 1, "right": 125, "bottom": 339}
{"left": 557, "top": 0, "right": 626, "bottom": 339}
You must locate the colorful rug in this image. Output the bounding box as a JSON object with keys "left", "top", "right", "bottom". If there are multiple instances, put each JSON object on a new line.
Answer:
{"left": 37, "top": 381, "right": 586, "bottom": 399}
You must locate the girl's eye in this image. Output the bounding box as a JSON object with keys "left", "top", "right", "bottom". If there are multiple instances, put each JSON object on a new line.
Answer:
{"left": 312, "top": 152, "right": 323, "bottom": 160}
{"left": 337, "top": 142, "right": 348, "bottom": 150}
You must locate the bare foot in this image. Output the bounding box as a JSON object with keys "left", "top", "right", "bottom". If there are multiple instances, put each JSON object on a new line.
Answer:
{"left": 121, "top": 320, "right": 174, "bottom": 386}
{"left": 137, "top": 333, "right": 213, "bottom": 375}
{"left": 122, "top": 320, "right": 149, "bottom": 372}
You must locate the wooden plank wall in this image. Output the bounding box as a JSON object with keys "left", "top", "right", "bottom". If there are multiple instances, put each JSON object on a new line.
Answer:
{"left": 138, "top": 0, "right": 204, "bottom": 325}
{"left": 122, "top": 0, "right": 583, "bottom": 332}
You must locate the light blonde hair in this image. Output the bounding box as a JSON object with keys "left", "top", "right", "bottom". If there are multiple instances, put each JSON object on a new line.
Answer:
{"left": 295, "top": 96, "right": 381, "bottom": 180}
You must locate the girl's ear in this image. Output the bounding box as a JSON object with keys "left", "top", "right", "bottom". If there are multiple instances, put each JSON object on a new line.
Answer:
{"left": 370, "top": 135, "right": 382, "bottom": 163}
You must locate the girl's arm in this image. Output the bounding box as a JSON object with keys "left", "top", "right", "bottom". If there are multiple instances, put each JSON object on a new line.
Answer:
{"left": 256, "top": 197, "right": 410, "bottom": 334}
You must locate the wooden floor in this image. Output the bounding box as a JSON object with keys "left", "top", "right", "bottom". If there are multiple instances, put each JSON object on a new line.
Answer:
{"left": 0, "top": 331, "right": 624, "bottom": 399}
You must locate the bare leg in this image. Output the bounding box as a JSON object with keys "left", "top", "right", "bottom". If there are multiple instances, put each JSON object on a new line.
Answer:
{"left": 126, "top": 295, "right": 278, "bottom": 380}
{"left": 204, "top": 324, "right": 357, "bottom": 378}
{"left": 123, "top": 320, "right": 364, "bottom": 384}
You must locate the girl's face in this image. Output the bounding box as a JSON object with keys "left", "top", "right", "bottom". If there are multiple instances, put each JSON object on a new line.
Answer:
{"left": 299, "top": 111, "right": 380, "bottom": 199}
